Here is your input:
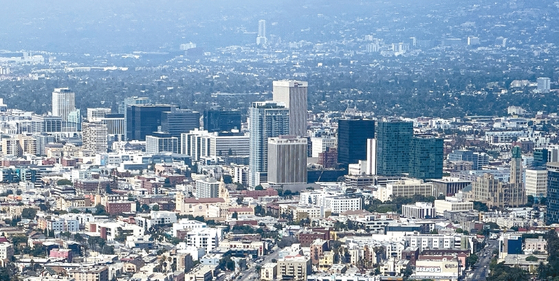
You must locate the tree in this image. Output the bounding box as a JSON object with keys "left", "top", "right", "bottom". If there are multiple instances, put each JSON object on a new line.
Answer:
{"left": 141, "top": 204, "right": 150, "bottom": 213}
{"left": 152, "top": 205, "right": 160, "bottom": 211}
{"left": 526, "top": 256, "right": 538, "bottom": 262}
{"left": 57, "top": 179, "right": 73, "bottom": 186}
{"left": 232, "top": 211, "right": 238, "bottom": 219}
{"left": 473, "top": 201, "right": 489, "bottom": 212}
{"left": 94, "top": 204, "right": 107, "bottom": 215}
{"left": 236, "top": 197, "right": 244, "bottom": 205}
{"left": 255, "top": 185, "right": 264, "bottom": 190}
{"left": 21, "top": 208, "right": 37, "bottom": 220}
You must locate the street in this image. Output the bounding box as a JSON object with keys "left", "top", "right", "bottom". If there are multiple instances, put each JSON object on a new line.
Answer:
{"left": 468, "top": 239, "right": 499, "bottom": 281}
{"left": 238, "top": 249, "right": 280, "bottom": 281}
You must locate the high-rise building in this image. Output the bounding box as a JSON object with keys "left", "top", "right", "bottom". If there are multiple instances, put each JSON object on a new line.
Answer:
{"left": 101, "top": 114, "right": 125, "bottom": 141}
{"left": 249, "top": 101, "right": 289, "bottom": 187}
{"left": 146, "top": 134, "right": 178, "bottom": 154}
{"left": 119, "top": 96, "right": 151, "bottom": 114}
{"left": 87, "top": 108, "right": 112, "bottom": 122}
{"left": 160, "top": 108, "right": 200, "bottom": 136}
{"left": 125, "top": 104, "right": 173, "bottom": 141}
{"left": 525, "top": 169, "right": 547, "bottom": 198}
{"left": 547, "top": 163, "right": 559, "bottom": 224}
{"left": 533, "top": 148, "right": 549, "bottom": 168}
{"left": 337, "top": 119, "right": 375, "bottom": 170}
{"left": 472, "top": 174, "right": 523, "bottom": 209}
{"left": 203, "top": 109, "right": 242, "bottom": 133}
{"left": 82, "top": 122, "right": 108, "bottom": 153}
{"left": 537, "top": 77, "right": 551, "bottom": 93}
{"left": 510, "top": 146, "right": 523, "bottom": 185}
{"left": 67, "top": 109, "right": 82, "bottom": 131}
{"left": 52, "top": 88, "right": 76, "bottom": 122}
{"left": 196, "top": 178, "right": 220, "bottom": 198}
{"left": 180, "top": 129, "right": 249, "bottom": 161}
{"left": 273, "top": 80, "right": 308, "bottom": 137}
{"left": 409, "top": 136, "right": 443, "bottom": 180}
{"left": 267, "top": 136, "right": 307, "bottom": 185}
{"left": 375, "top": 121, "right": 413, "bottom": 176}
{"left": 256, "top": 20, "right": 267, "bottom": 46}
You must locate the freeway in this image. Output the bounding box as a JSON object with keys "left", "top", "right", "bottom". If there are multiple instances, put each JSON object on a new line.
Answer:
{"left": 468, "top": 239, "right": 499, "bottom": 281}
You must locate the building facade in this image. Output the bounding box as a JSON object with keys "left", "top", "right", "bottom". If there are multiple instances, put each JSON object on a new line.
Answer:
{"left": 267, "top": 136, "right": 307, "bottom": 185}
{"left": 273, "top": 80, "right": 308, "bottom": 137}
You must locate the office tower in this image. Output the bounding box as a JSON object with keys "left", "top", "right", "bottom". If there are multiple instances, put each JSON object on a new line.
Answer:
{"left": 337, "top": 119, "right": 375, "bottom": 170}
{"left": 525, "top": 169, "right": 547, "bottom": 198}
{"left": 119, "top": 96, "right": 151, "bottom": 114}
{"left": 537, "top": 77, "right": 551, "bottom": 93}
{"left": 146, "top": 135, "right": 179, "bottom": 154}
{"left": 160, "top": 108, "right": 200, "bottom": 136}
{"left": 256, "top": 20, "right": 267, "bottom": 46}
{"left": 203, "top": 109, "right": 242, "bottom": 133}
{"left": 311, "top": 137, "right": 336, "bottom": 158}
{"left": 366, "top": 139, "right": 377, "bottom": 175}
{"left": 273, "top": 80, "right": 308, "bottom": 137}
{"left": 533, "top": 148, "right": 549, "bottom": 168}
{"left": 547, "top": 163, "right": 559, "bottom": 224}
{"left": 42, "top": 116, "right": 63, "bottom": 133}
{"left": 101, "top": 114, "right": 125, "bottom": 141}
{"left": 125, "top": 104, "right": 173, "bottom": 141}
{"left": 196, "top": 178, "right": 220, "bottom": 198}
{"left": 472, "top": 174, "right": 524, "bottom": 209}
{"left": 375, "top": 121, "right": 413, "bottom": 176}
{"left": 52, "top": 88, "right": 76, "bottom": 122}
{"left": 82, "top": 122, "right": 108, "bottom": 153}
{"left": 510, "top": 146, "right": 523, "bottom": 185}
{"left": 87, "top": 108, "right": 112, "bottom": 122}
{"left": 249, "top": 101, "right": 289, "bottom": 187}
{"left": 267, "top": 136, "right": 307, "bottom": 185}
{"left": 447, "top": 149, "right": 488, "bottom": 170}
{"left": 67, "top": 109, "right": 81, "bottom": 131}
{"left": 409, "top": 136, "right": 443, "bottom": 180}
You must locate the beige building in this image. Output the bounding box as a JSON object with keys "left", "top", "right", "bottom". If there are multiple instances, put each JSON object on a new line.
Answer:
{"left": 375, "top": 179, "right": 433, "bottom": 202}
{"left": 175, "top": 193, "right": 227, "bottom": 220}
{"left": 68, "top": 266, "right": 109, "bottom": 281}
{"left": 277, "top": 255, "right": 312, "bottom": 281}
{"left": 525, "top": 169, "right": 547, "bottom": 198}
{"left": 471, "top": 174, "right": 525, "bottom": 208}
{"left": 524, "top": 236, "right": 547, "bottom": 254}
{"left": 434, "top": 198, "right": 474, "bottom": 215}
{"left": 260, "top": 262, "right": 277, "bottom": 281}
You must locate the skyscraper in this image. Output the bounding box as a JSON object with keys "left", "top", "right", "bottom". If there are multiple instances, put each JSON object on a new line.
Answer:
{"left": 125, "top": 104, "right": 173, "bottom": 141}
{"left": 52, "top": 88, "right": 76, "bottom": 122}
{"left": 337, "top": 119, "right": 375, "bottom": 170}
{"left": 409, "top": 136, "right": 443, "bottom": 180}
{"left": 273, "top": 80, "right": 308, "bottom": 137}
{"left": 160, "top": 108, "right": 200, "bottom": 136}
{"left": 249, "top": 101, "right": 289, "bottom": 187}
{"left": 82, "top": 122, "right": 108, "bottom": 153}
{"left": 537, "top": 77, "right": 551, "bottom": 93}
{"left": 547, "top": 162, "right": 559, "bottom": 224}
{"left": 203, "top": 109, "right": 242, "bottom": 133}
{"left": 268, "top": 136, "right": 307, "bottom": 185}
{"left": 196, "top": 178, "right": 220, "bottom": 198}
{"left": 256, "top": 20, "right": 267, "bottom": 46}
{"left": 375, "top": 121, "right": 413, "bottom": 176}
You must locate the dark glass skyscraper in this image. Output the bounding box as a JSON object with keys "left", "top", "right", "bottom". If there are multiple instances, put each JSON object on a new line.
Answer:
{"left": 337, "top": 119, "right": 375, "bottom": 169}
{"left": 161, "top": 108, "right": 200, "bottom": 136}
{"left": 203, "top": 110, "right": 242, "bottom": 132}
{"left": 409, "top": 136, "right": 443, "bottom": 179}
{"left": 125, "top": 104, "right": 173, "bottom": 141}
{"left": 375, "top": 121, "right": 413, "bottom": 176}
{"left": 547, "top": 162, "right": 559, "bottom": 224}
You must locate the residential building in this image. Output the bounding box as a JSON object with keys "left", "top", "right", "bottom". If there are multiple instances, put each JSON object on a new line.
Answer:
{"left": 261, "top": 263, "right": 277, "bottom": 281}
{"left": 68, "top": 266, "right": 109, "bottom": 281}
{"left": 185, "top": 228, "right": 222, "bottom": 254}
{"left": 277, "top": 255, "right": 312, "bottom": 281}
{"left": 375, "top": 121, "right": 413, "bottom": 176}
{"left": 52, "top": 88, "right": 75, "bottom": 123}
{"left": 248, "top": 101, "right": 289, "bottom": 186}
{"left": 196, "top": 178, "right": 220, "bottom": 198}
{"left": 525, "top": 169, "right": 548, "bottom": 198}
{"left": 82, "top": 122, "right": 108, "bottom": 153}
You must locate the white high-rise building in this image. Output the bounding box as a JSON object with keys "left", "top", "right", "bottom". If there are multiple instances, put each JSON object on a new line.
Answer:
{"left": 87, "top": 108, "right": 112, "bottom": 122}
{"left": 249, "top": 101, "right": 289, "bottom": 187}
{"left": 537, "top": 77, "right": 551, "bottom": 93}
{"left": 82, "top": 122, "right": 108, "bottom": 153}
{"left": 181, "top": 129, "right": 249, "bottom": 161}
{"left": 257, "top": 20, "right": 267, "bottom": 46}
{"left": 273, "top": 80, "right": 308, "bottom": 137}
{"left": 196, "top": 178, "right": 220, "bottom": 198}
{"left": 267, "top": 136, "right": 307, "bottom": 185}
{"left": 366, "top": 138, "right": 377, "bottom": 175}
{"left": 52, "top": 88, "right": 76, "bottom": 122}
{"left": 311, "top": 137, "right": 336, "bottom": 157}
{"left": 525, "top": 169, "right": 548, "bottom": 198}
